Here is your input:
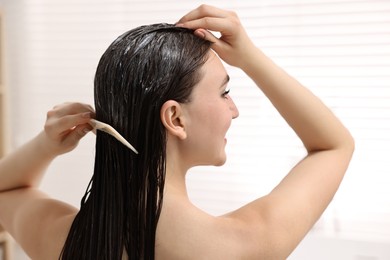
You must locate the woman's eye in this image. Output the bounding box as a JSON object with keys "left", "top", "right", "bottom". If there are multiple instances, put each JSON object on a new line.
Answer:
{"left": 222, "top": 89, "right": 230, "bottom": 98}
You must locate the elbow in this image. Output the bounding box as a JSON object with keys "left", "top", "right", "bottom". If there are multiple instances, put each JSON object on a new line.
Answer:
{"left": 334, "top": 131, "right": 355, "bottom": 166}
{"left": 344, "top": 130, "right": 355, "bottom": 156}
{"left": 306, "top": 129, "right": 355, "bottom": 157}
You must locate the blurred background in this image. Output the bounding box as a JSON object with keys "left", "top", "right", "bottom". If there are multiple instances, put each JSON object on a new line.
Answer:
{"left": 0, "top": 0, "right": 389, "bottom": 259}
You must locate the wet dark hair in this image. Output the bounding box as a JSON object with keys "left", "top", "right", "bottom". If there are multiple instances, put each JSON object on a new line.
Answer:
{"left": 60, "top": 24, "right": 211, "bottom": 259}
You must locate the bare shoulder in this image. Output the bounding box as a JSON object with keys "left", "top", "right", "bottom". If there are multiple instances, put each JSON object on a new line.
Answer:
{"left": 156, "top": 196, "right": 265, "bottom": 260}
{"left": 0, "top": 188, "right": 77, "bottom": 259}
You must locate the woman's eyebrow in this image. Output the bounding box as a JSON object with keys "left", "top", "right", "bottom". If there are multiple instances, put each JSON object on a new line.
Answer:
{"left": 220, "top": 74, "right": 230, "bottom": 88}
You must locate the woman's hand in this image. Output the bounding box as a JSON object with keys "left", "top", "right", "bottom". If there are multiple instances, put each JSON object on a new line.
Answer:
{"left": 41, "top": 102, "right": 95, "bottom": 157}
{"left": 176, "top": 4, "right": 256, "bottom": 68}
{"left": 0, "top": 102, "right": 94, "bottom": 193}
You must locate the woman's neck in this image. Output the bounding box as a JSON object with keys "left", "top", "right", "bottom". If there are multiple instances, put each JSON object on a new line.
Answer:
{"left": 164, "top": 162, "right": 189, "bottom": 199}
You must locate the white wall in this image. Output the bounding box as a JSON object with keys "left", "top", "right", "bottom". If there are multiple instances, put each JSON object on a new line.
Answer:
{"left": 0, "top": 0, "right": 389, "bottom": 259}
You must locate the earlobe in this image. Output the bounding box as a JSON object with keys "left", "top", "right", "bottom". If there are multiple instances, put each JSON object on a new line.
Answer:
{"left": 160, "top": 100, "right": 187, "bottom": 140}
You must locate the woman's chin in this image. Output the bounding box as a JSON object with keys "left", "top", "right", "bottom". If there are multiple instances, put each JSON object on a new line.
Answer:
{"left": 213, "top": 154, "right": 227, "bottom": 166}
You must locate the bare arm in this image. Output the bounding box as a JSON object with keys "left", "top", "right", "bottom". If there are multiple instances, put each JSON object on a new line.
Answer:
{"left": 0, "top": 102, "right": 94, "bottom": 191}
{"left": 0, "top": 102, "right": 94, "bottom": 259}
{"left": 178, "top": 5, "right": 354, "bottom": 258}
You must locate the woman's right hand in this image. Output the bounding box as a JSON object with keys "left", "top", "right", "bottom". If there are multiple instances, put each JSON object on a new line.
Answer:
{"left": 176, "top": 4, "right": 257, "bottom": 68}
{"left": 41, "top": 102, "right": 95, "bottom": 157}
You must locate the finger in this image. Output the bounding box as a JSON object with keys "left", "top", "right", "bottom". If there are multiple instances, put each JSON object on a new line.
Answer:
{"left": 194, "top": 28, "right": 218, "bottom": 43}
{"left": 193, "top": 28, "right": 231, "bottom": 59}
{"left": 177, "top": 4, "right": 228, "bottom": 23}
{"left": 57, "top": 113, "right": 93, "bottom": 132}
{"left": 50, "top": 102, "right": 95, "bottom": 118}
{"left": 45, "top": 112, "right": 93, "bottom": 137}
{"left": 177, "top": 17, "right": 235, "bottom": 36}
{"left": 61, "top": 124, "right": 92, "bottom": 149}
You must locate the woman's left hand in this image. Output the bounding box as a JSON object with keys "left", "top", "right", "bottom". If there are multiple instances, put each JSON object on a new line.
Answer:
{"left": 176, "top": 4, "right": 256, "bottom": 68}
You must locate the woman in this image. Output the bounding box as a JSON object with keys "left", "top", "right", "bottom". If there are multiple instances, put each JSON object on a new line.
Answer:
{"left": 0, "top": 5, "right": 354, "bottom": 260}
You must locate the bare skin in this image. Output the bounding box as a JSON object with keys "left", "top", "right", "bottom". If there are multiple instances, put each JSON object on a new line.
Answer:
{"left": 0, "top": 5, "right": 354, "bottom": 260}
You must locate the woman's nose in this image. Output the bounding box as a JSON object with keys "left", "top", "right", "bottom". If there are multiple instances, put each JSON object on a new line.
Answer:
{"left": 229, "top": 96, "right": 239, "bottom": 119}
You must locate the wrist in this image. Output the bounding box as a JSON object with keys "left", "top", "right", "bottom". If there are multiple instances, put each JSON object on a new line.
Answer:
{"left": 35, "top": 131, "right": 58, "bottom": 161}
{"left": 239, "top": 47, "right": 268, "bottom": 76}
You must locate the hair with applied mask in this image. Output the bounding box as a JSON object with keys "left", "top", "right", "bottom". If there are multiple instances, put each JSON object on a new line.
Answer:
{"left": 60, "top": 24, "right": 211, "bottom": 260}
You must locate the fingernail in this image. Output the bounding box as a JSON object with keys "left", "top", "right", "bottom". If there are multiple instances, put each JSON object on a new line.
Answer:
{"left": 175, "top": 23, "right": 184, "bottom": 27}
{"left": 194, "top": 29, "right": 205, "bottom": 39}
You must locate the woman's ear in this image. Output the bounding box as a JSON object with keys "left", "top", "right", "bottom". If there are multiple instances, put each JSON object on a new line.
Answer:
{"left": 160, "top": 100, "right": 187, "bottom": 140}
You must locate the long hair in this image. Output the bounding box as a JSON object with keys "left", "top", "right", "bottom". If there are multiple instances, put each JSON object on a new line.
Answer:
{"left": 60, "top": 24, "right": 211, "bottom": 259}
